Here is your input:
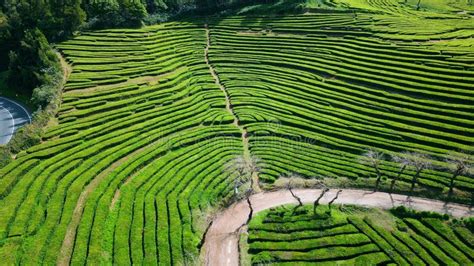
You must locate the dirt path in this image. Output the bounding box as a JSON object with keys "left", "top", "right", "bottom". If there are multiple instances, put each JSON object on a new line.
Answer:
{"left": 203, "top": 188, "right": 473, "bottom": 266}
{"left": 204, "top": 25, "right": 261, "bottom": 192}
{"left": 58, "top": 52, "right": 72, "bottom": 83}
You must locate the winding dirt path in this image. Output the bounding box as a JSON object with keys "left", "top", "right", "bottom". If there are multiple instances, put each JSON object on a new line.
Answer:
{"left": 204, "top": 25, "right": 261, "bottom": 192}
{"left": 203, "top": 188, "right": 473, "bottom": 266}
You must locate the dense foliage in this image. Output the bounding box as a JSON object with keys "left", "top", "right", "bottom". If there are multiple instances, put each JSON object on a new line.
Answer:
{"left": 0, "top": 0, "right": 278, "bottom": 164}
{"left": 247, "top": 205, "right": 474, "bottom": 264}
{"left": 0, "top": 0, "right": 279, "bottom": 105}
{"left": 0, "top": 0, "right": 472, "bottom": 264}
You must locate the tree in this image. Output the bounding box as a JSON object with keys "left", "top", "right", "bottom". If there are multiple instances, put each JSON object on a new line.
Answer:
{"left": 445, "top": 151, "right": 472, "bottom": 199}
{"left": 119, "top": 0, "right": 147, "bottom": 27}
{"left": 84, "top": 0, "right": 123, "bottom": 28}
{"left": 313, "top": 187, "right": 329, "bottom": 215}
{"left": 409, "top": 152, "right": 432, "bottom": 194}
{"left": 416, "top": 0, "right": 422, "bottom": 10}
{"left": 390, "top": 152, "right": 411, "bottom": 192}
{"left": 224, "top": 155, "right": 259, "bottom": 202}
{"left": 247, "top": 155, "right": 261, "bottom": 189}
{"left": 326, "top": 190, "right": 342, "bottom": 216}
{"left": 7, "top": 28, "right": 59, "bottom": 93}
{"left": 45, "top": 0, "right": 86, "bottom": 40}
{"left": 360, "top": 148, "right": 385, "bottom": 191}
{"left": 284, "top": 175, "right": 303, "bottom": 213}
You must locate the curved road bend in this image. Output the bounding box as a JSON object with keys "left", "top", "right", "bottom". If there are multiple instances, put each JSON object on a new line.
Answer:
{"left": 203, "top": 188, "right": 474, "bottom": 266}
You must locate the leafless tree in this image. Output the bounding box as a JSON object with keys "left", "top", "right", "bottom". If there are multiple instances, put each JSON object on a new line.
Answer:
{"left": 247, "top": 155, "right": 262, "bottom": 189}
{"left": 225, "top": 155, "right": 261, "bottom": 189}
{"left": 445, "top": 151, "right": 473, "bottom": 199}
{"left": 223, "top": 155, "right": 259, "bottom": 230}
{"left": 281, "top": 174, "right": 304, "bottom": 214}
{"left": 326, "top": 190, "right": 342, "bottom": 215}
{"left": 313, "top": 188, "right": 329, "bottom": 215}
{"left": 288, "top": 178, "right": 303, "bottom": 206}
{"left": 224, "top": 156, "right": 252, "bottom": 202}
{"left": 224, "top": 155, "right": 247, "bottom": 177}
{"left": 360, "top": 148, "right": 385, "bottom": 191}
{"left": 391, "top": 152, "right": 412, "bottom": 191}
{"left": 409, "top": 152, "right": 432, "bottom": 194}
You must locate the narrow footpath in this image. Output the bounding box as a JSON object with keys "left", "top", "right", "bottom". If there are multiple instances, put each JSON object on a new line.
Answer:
{"left": 203, "top": 188, "right": 473, "bottom": 266}
{"left": 204, "top": 25, "right": 260, "bottom": 192}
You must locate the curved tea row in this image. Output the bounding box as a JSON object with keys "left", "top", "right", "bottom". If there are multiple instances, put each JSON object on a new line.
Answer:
{"left": 0, "top": 6, "right": 472, "bottom": 265}
{"left": 247, "top": 204, "right": 474, "bottom": 265}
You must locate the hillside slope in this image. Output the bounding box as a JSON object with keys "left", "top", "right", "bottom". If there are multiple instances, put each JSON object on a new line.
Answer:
{"left": 0, "top": 1, "right": 473, "bottom": 264}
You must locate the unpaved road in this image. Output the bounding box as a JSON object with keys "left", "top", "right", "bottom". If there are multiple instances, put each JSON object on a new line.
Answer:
{"left": 202, "top": 189, "right": 473, "bottom": 266}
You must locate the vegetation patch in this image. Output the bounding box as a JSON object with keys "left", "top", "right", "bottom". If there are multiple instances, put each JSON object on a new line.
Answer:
{"left": 246, "top": 204, "right": 474, "bottom": 265}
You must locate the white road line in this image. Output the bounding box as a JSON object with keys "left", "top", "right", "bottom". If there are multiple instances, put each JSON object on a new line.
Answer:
{"left": 0, "top": 105, "right": 15, "bottom": 143}
{"left": 0, "top": 96, "right": 32, "bottom": 123}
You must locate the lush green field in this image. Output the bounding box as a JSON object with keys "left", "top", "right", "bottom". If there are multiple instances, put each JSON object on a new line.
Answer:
{"left": 0, "top": 0, "right": 473, "bottom": 264}
{"left": 246, "top": 204, "right": 474, "bottom": 265}
{"left": 209, "top": 9, "right": 474, "bottom": 195}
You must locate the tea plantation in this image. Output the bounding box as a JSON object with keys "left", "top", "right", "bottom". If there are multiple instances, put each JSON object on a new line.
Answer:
{"left": 0, "top": 0, "right": 473, "bottom": 264}
{"left": 246, "top": 204, "right": 474, "bottom": 265}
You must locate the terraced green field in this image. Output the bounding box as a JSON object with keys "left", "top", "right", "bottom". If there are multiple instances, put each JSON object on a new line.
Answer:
{"left": 0, "top": 0, "right": 473, "bottom": 264}
{"left": 246, "top": 205, "right": 474, "bottom": 265}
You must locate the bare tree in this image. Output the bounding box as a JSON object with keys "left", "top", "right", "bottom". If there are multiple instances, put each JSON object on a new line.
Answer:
{"left": 445, "top": 151, "right": 473, "bottom": 199}
{"left": 409, "top": 152, "right": 432, "bottom": 194}
{"left": 281, "top": 174, "right": 304, "bottom": 214}
{"left": 224, "top": 155, "right": 247, "bottom": 178}
{"left": 247, "top": 155, "right": 261, "bottom": 189}
{"left": 391, "top": 152, "right": 412, "bottom": 192}
{"left": 224, "top": 156, "right": 252, "bottom": 202}
{"left": 313, "top": 188, "right": 329, "bottom": 215}
{"left": 225, "top": 155, "right": 261, "bottom": 189}
{"left": 416, "top": 0, "right": 422, "bottom": 10}
{"left": 360, "top": 148, "right": 385, "bottom": 191}
{"left": 223, "top": 155, "right": 258, "bottom": 233}
{"left": 288, "top": 178, "right": 303, "bottom": 206}
{"left": 326, "top": 190, "right": 342, "bottom": 215}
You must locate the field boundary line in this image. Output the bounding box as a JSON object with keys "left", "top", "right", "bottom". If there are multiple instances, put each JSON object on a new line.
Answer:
{"left": 204, "top": 24, "right": 261, "bottom": 192}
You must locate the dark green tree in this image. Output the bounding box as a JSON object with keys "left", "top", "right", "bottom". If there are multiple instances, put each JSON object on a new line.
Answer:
{"left": 84, "top": 0, "right": 122, "bottom": 28}
{"left": 120, "top": 0, "right": 147, "bottom": 27}
{"left": 7, "top": 28, "right": 59, "bottom": 93}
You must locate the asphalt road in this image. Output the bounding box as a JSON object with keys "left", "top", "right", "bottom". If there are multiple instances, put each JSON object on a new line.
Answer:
{"left": 0, "top": 97, "right": 31, "bottom": 145}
